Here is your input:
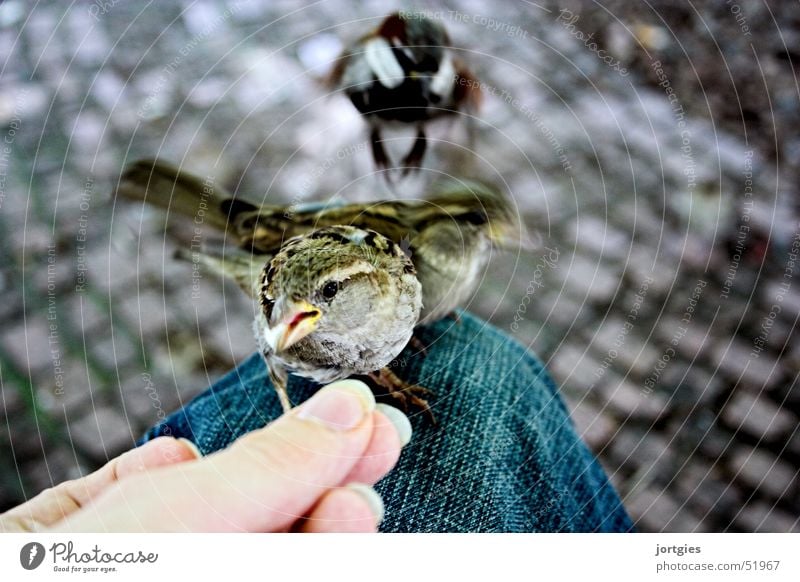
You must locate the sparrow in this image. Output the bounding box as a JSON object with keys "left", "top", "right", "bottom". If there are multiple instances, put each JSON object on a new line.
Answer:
{"left": 329, "top": 12, "right": 481, "bottom": 177}
{"left": 117, "top": 159, "right": 528, "bottom": 416}
{"left": 177, "top": 224, "right": 424, "bottom": 414}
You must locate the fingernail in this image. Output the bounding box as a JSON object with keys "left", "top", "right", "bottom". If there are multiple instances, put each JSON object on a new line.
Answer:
{"left": 178, "top": 438, "right": 203, "bottom": 458}
{"left": 345, "top": 483, "right": 385, "bottom": 525}
{"left": 375, "top": 403, "right": 412, "bottom": 447}
{"left": 297, "top": 380, "right": 375, "bottom": 431}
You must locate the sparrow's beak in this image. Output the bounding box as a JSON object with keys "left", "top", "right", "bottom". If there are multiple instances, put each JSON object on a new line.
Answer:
{"left": 265, "top": 301, "right": 321, "bottom": 353}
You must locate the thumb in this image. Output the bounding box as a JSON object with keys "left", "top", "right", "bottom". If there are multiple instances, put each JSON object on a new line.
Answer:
{"left": 0, "top": 437, "right": 199, "bottom": 532}
{"left": 53, "top": 380, "right": 377, "bottom": 532}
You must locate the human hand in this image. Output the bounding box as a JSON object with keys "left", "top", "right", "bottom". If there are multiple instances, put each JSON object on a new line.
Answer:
{"left": 0, "top": 379, "right": 411, "bottom": 532}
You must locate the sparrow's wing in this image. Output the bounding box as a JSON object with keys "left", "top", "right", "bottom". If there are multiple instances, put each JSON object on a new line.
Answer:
{"left": 174, "top": 247, "right": 265, "bottom": 299}
{"left": 115, "top": 158, "right": 280, "bottom": 233}
{"left": 227, "top": 199, "right": 421, "bottom": 254}
{"left": 416, "top": 179, "right": 533, "bottom": 250}
{"left": 227, "top": 180, "right": 533, "bottom": 253}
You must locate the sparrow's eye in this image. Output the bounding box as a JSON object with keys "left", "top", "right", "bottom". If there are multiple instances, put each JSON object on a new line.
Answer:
{"left": 321, "top": 281, "right": 339, "bottom": 300}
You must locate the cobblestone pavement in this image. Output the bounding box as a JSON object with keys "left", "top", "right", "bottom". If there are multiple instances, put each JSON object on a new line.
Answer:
{"left": 0, "top": 0, "right": 798, "bottom": 532}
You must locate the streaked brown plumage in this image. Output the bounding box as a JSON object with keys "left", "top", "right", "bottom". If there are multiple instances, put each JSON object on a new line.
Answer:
{"left": 117, "top": 159, "right": 528, "bottom": 416}
{"left": 118, "top": 158, "right": 527, "bottom": 323}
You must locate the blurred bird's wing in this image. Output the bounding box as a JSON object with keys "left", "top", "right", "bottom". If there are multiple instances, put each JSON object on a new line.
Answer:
{"left": 116, "top": 158, "right": 534, "bottom": 254}
{"left": 173, "top": 247, "right": 266, "bottom": 299}
{"left": 115, "top": 158, "right": 281, "bottom": 235}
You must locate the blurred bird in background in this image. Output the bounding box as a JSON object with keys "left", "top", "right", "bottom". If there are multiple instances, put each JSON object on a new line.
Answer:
{"left": 117, "top": 159, "right": 528, "bottom": 418}
{"left": 329, "top": 11, "right": 481, "bottom": 179}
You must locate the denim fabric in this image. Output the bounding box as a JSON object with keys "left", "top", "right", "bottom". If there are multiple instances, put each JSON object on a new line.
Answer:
{"left": 141, "top": 312, "right": 633, "bottom": 532}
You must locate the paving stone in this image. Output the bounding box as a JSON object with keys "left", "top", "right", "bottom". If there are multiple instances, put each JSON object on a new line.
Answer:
{"left": 570, "top": 216, "right": 630, "bottom": 261}
{"left": 206, "top": 310, "right": 259, "bottom": 363}
{"left": 657, "top": 316, "right": 714, "bottom": 361}
{"left": 1, "top": 317, "right": 55, "bottom": 373}
{"left": 0, "top": 383, "right": 22, "bottom": 417}
{"left": 609, "top": 428, "right": 672, "bottom": 474}
{"left": 735, "top": 500, "right": 800, "bottom": 532}
{"left": 0, "top": 286, "right": 23, "bottom": 322}
{"left": 627, "top": 488, "right": 706, "bottom": 532}
{"left": 602, "top": 374, "right": 671, "bottom": 421}
{"left": 729, "top": 447, "right": 797, "bottom": 500}
{"left": 171, "top": 274, "right": 228, "bottom": 326}
{"left": 762, "top": 283, "right": 800, "bottom": 318}
{"left": 117, "top": 289, "right": 175, "bottom": 339}
{"left": 565, "top": 397, "right": 616, "bottom": 450}
{"left": 120, "top": 371, "right": 182, "bottom": 427}
{"left": 590, "top": 322, "right": 661, "bottom": 380}
{"left": 723, "top": 391, "right": 795, "bottom": 441}
{"left": 624, "top": 244, "right": 676, "bottom": 289}
{"left": 83, "top": 243, "right": 141, "bottom": 292}
{"left": 35, "top": 359, "right": 95, "bottom": 415}
{"left": 20, "top": 446, "right": 77, "bottom": 496}
{"left": 91, "top": 331, "right": 139, "bottom": 371}
{"left": 661, "top": 363, "right": 725, "bottom": 407}
{"left": 696, "top": 421, "right": 737, "bottom": 460}
{"left": 674, "top": 461, "right": 742, "bottom": 518}
{"left": 549, "top": 345, "right": 604, "bottom": 392}
{"left": 63, "top": 293, "right": 109, "bottom": 333}
{"left": 539, "top": 291, "right": 594, "bottom": 330}
{"left": 69, "top": 406, "right": 136, "bottom": 462}
{"left": 559, "top": 254, "right": 623, "bottom": 305}
{"left": 713, "top": 340, "right": 782, "bottom": 391}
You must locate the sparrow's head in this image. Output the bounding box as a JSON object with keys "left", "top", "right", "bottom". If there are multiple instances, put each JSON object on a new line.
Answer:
{"left": 259, "top": 226, "right": 420, "bottom": 356}
{"left": 378, "top": 12, "right": 449, "bottom": 71}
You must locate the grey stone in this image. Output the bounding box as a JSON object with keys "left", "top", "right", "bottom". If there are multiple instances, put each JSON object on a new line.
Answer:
{"left": 569, "top": 217, "right": 630, "bottom": 261}
{"left": 713, "top": 341, "right": 782, "bottom": 391}
{"left": 729, "top": 447, "right": 797, "bottom": 500}
{"left": 557, "top": 253, "right": 622, "bottom": 305}
{"left": 602, "top": 374, "right": 671, "bottom": 421}
{"left": 91, "top": 329, "right": 140, "bottom": 370}
{"left": 657, "top": 317, "right": 713, "bottom": 361}
{"left": 735, "top": 501, "right": 799, "bottom": 532}
{"left": 626, "top": 488, "right": 707, "bottom": 532}
{"left": 594, "top": 326, "right": 660, "bottom": 380}
{"left": 564, "top": 397, "right": 616, "bottom": 450}
{"left": 549, "top": 345, "right": 603, "bottom": 392}
{"left": 1, "top": 318, "right": 55, "bottom": 373}
{"left": 36, "top": 359, "right": 94, "bottom": 415}
{"left": 723, "top": 391, "right": 795, "bottom": 441}
{"left": 21, "top": 446, "right": 78, "bottom": 496}
{"left": 69, "top": 406, "right": 135, "bottom": 461}
{"left": 117, "top": 290, "right": 175, "bottom": 339}
{"left": 674, "top": 462, "right": 741, "bottom": 517}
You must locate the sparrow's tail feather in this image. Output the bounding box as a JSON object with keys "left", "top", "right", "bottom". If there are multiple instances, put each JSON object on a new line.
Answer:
{"left": 173, "top": 247, "right": 265, "bottom": 298}
{"left": 116, "top": 158, "right": 234, "bottom": 231}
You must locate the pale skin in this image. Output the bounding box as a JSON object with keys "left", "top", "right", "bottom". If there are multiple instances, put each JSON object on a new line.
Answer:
{"left": 0, "top": 380, "right": 408, "bottom": 533}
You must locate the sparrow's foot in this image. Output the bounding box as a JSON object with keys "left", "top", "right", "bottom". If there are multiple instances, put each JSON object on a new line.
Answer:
{"left": 401, "top": 127, "right": 427, "bottom": 176}
{"left": 447, "top": 311, "right": 462, "bottom": 324}
{"left": 367, "top": 367, "right": 436, "bottom": 424}
{"left": 407, "top": 334, "right": 428, "bottom": 357}
{"left": 370, "top": 126, "right": 394, "bottom": 183}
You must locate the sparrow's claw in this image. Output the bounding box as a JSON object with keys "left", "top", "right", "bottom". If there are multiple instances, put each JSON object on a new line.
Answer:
{"left": 447, "top": 311, "right": 462, "bottom": 324}
{"left": 407, "top": 334, "right": 428, "bottom": 357}
{"left": 370, "top": 126, "right": 394, "bottom": 183}
{"left": 401, "top": 128, "right": 427, "bottom": 176}
{"left": 367, "top": 367, "right": 436, "bottom": 424}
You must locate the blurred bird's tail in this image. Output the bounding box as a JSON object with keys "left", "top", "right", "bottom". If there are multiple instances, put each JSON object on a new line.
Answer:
{"left": 115, "top": 158, "right": 237, "bottom": 231}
